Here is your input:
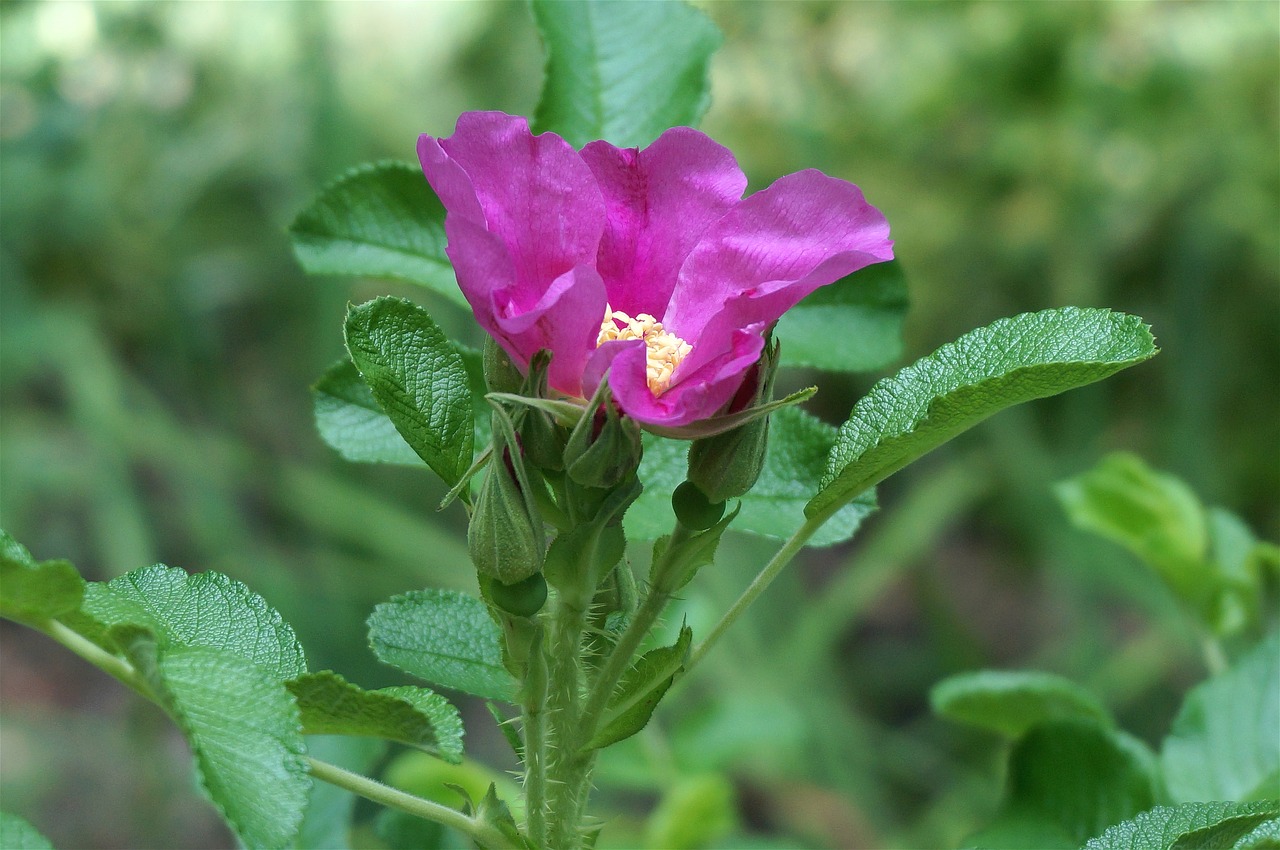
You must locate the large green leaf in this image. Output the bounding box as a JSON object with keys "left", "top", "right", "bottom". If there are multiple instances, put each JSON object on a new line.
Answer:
{"left": 774, "top": 260, "right": 908, "bottom": 373}
{"left": 345, "top": 297, "right": 474, "bottom": 487}
{"left": 531, "top": 0, "right": 720, "bottom": 148}
{"left": 931, "top": 669, "right": 1113, "bottom": 738}
{"left": 1232, "top": 819, "right": 1280, "bottom": 850}
{"left": 0, "top": 812, "right": 53, "bottom": 850}
{"left": 0, "top": 529, "right": 83, "bottom": 624}
{"left": 287, "top": 671, "right": 463, "bottom": 763}
{"left": 156, "top": 646, "right": 311, "bottom": 850}
{"left": 289, "top": 161, "right": 465, "bottom": 308}
{"left": 808, "top": 308, "right": 1158, "bottom": 518}
{"left": 69, "top": 565, "right": 307, "bottom": 681}
{"left": 628, "top": 407, "right": 877, "bottom": 546}
{"left": 368, "top": 590, "right": 516, "bottom": 702}
{"left": 588, "top": 625, "right": 692, "bottom": 750}
{"left": 1162, "top": 632, "right": 1280, "bottom": 803}
{"left": 1083, "top": 801, "right": 1280, "bottom": 850}
{"left": 312, "top": 359, "right": 426, "bottom": 467}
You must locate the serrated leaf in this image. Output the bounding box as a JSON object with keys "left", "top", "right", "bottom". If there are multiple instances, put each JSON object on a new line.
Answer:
{"left": 0, "top": 812, "right": 54, "bottom": 850}
{"left": 369, "top": 590, "right": 517, "bottom": 702}
{"left": 1162, "top": 632, "right": 1280, "bottom": 803}
{"left": 1006, "top": 721, "right": 1157, "bottom": 844}
{"left": 287, "top": 671, "right": 463, "bottom": 763}
{"left": 1084, "top": 801, "right": 1280, "bottom": 850}
{"left": 157, "top": 646, "right": 311, "bottom": 850}
{"left": 589, "top": 625, "right": 692, "bottom": 749}
{"left": 774, "top": 260, "right": 909, "bottom": 373}
{"left": 0, "top": 529, "right": 83, "bottom": 624}
{"left": 931, "top": 669, "right": 1113, "bottom": 738}
{"left": 531, "top": 0, "right": 720, "bottom": 148}
{"left": 628, "top": 407, "right": 877, "bottom": 547}
{"left": 345, "top": 297, "right": 474, "bottom": 486}
{"left": 1233, "top": 819, "right": 1280, "bottom": 850}
{"left": 809, "top": 308, "right": 1158, "bottom": 518}
{"left": 290, "top": 161, "right": 465, "bottom": 308}
{"left": 69, "top": 565, "right": 306, "bottom": 681}
{"left": 312, "top": 358, "right": 425, "bottom": 466}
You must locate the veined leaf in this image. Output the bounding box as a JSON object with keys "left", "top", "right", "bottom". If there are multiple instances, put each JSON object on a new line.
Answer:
{"left": 809, "top": 308, "right": 1157, "bottom": 518}
{"left": 931, "top": 669, "right": 1113, "bottom": 738}
{"left": 0, "top": 529, "right": 83, "bottom": 624}
{"left": 588, "top": 625, "right": 692, "bottom": 750}
{"left": 312, "top": 358, "right": 428, "bottom": 467}
{"left": 1083, "top": 801, "right": 1280, "bottom": 850}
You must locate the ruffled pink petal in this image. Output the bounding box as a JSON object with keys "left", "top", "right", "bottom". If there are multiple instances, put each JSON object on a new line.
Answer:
{"left": 664, "top": 169, "right": 893, "bottom": 340}
{"left": 581, "top": 128, "right": 747, "bottom": 320}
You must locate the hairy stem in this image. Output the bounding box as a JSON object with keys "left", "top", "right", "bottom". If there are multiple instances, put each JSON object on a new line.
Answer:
{"left": 522, "top": 635, "right": 550, "bottom": 848}
{"left": 42, "top": 619, "right": 154, "bottom": 700}
{"left": 543, "top": 594, "right": 590, "bottom": 850}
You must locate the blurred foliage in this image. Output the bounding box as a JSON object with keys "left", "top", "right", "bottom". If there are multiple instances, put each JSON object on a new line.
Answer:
{"left": 0, "top": 2, "right": 1275, "bottom": 848}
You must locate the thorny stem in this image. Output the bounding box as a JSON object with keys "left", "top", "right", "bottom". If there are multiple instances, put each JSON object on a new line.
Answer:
{"left": 543, "top": 592, "right": 591, "bottom": 850}
{"left": 522, "top": 633, "right": 550, "bottom": 848}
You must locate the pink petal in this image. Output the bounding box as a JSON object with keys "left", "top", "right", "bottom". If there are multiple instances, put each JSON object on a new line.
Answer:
{"left": 581, "top": 128, "right": 747, "bottom": 320}
{"left": 665, "top": 169, "right": 893, "bottom": 340}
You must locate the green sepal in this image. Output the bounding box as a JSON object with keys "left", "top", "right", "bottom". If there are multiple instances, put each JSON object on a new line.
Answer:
{"left": 587, "top": 624, "right": 693, "bottom": 750}
{"left": 564, "top": 379, "right": 642, "bottom": 489}
{"left": 651, "top": 504, "right": 740, "bottom": 592}
{"left": 468, "top": 405, "right": 546, "bottom": 584}
{"left": 544, "top": 520, "right": 628, "bottom": 609}
{"left": 516, "top": 351, "right": 569, "bottom": 472}
{"left": 483, "top": 336, "right": 524, "bottom": 395}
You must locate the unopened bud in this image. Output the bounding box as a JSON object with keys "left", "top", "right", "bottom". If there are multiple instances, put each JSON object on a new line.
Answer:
{"left": 564, "top": 390, "right": 642, "bottom": 490}
{"left": 469, "top": 435, "right": 545, "bottom": 584}
{"left": 488, "top": 572, "right": 548, "bottom": 618}
{"left": 672, "top": 481, "right": 726, "bottom": 531}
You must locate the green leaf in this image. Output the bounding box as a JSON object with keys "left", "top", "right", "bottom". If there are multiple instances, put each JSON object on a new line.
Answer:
{"left": 0, "top": 529, "right": 83, "bottom": 624}
{"left": 930, "top": 669, "right": 1113, "bottom": 738}
{"left": 1233, "top": 819, "right": 1280, "bottom": 850}
{"left": 0, "top": 812, "right": 54, "bottom": 850}
{"left": 589, "top": 625, "right": 692, "bottom": 749}
{"left": 368, "top": 590, "right": 517, "bottom": 702}
{"left": 155, "top": 645, "right": 311, "bottom": 850}
{"left": 1083, "top": 801, "right": 1280, "bottom": 850}
{"left": 69, "top": 565, "right": 307, "bottom": 681}
{"left": 312, "top": 358, "right": 427, "bottom": 467}
{"left": 531, "top": 0, "right": 721, "bottom": 148}
{"left": 962, "top": 811, "right": 1076, "bottom": 850}
{"left": 809, "top": 308, "right": 1158, "bottom": 518}
{"left": 1006, "top": 721, "right": 1157, "bottom": 844}
{"left": 289, "top": 161, "right": 465, "bottom": 308}
{"left": 628, "top": 407, "right": 878, "bottom": 547}
{"left": 287, "top": 671, "right": 463, "bottom": 763}
{"left": 643, "top": 773, "right": 738, "bottom": 850}
{"left": 1162, "top": 632, "right": 1280, "bottom": 803}
{"left": 345, "top": 297, "right": 474, "bottom": 487}
{"left": 774, "top": 260, "right": 909, "bottom": 373}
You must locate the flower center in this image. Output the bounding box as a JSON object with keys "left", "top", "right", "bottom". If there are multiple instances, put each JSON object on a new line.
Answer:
{"left": 597, "top": 305, "right": 692, "bottom": 397}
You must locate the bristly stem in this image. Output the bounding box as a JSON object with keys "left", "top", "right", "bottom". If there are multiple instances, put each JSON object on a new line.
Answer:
{"left": 522, "top": 631, "right": 550, "bottom": 848}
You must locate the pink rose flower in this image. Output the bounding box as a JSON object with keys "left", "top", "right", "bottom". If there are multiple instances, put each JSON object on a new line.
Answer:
{"left": 418, "top": 111, "right": 893, "bottom": 429}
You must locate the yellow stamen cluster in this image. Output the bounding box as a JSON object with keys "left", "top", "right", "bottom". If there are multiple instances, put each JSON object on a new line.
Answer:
{"left": 597, "top": 304, "right": 692, "bottom": 396}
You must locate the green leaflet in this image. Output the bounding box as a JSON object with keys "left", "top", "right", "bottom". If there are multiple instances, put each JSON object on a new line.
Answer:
{"left": 931, "top": 669, "right": 1113, "bottom": 738}
{"left": 1084, "top": 801, "right": 1280, "bottom": 850}
{"left": 809, "top": 307, "right": 1158, "bottom": 518}
{"left": 588, "top": 625, "right": 693, "bottom": 750}
{"left": 344, "top": 297, "right": 474, "bottom": 487}
{"left": 0, "top": 529, "right": 83, "bottom": 625}
{"left": 289, "top": 161, "right": 465, "bottom": 308}
{"left": 0, "top": 812, "right": 54, "bottom": 850}
{"left": 368, "top": 590, "right": 517, "bottom": 703}
{"left": 312, "top": 358, "right": 425, "bottom": 467}
{"left": 531, "top": 0, "right": 720, "bottom": 148}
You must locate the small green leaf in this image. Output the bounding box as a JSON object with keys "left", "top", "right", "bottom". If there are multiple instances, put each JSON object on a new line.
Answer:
{"left": 1006, "top": 721, "right": 1157, "bottom": 844}
{"left": 290, "top": 161, "right": 465, "bottom": 308}
{"left": 531, "top": 0, "right": 720, "bottom": 148}
{"left": 312, "top": 359, "right": 425, "bottom": 467}
{"left": 1162, "top": 632, "right": 1280, "bottom": 803}
{"left": 931, "top": 669, "right": 1113, "bottom": 738}
{"left": 154, "top": 646, "right": 311, "bottom": 850}
{"left": 774, "top": 260, "right": 909, "bottom": 373}
{"left": 0, "top": 812, "right": 54, "bottom": 850}
{"left": 287, "top": 671, "right": 463, "bottom": 763}
{"left": 809, "top": 308, "right": 1158, "bottom": 518}
{"left": 368, "top": 590, "right": 517, "bottom": 702}
{"left": 69, "top": 565, "right": 306, "bottom": 681}
{"left": 1084, "top": 801, "right": 1280, "bottom": 850}
{"left": 589, "top": 625, "right": 692, "bottom": 749}
{"left": 0, "top": 529, "right": 83, "bottom": 624}
{"left": 1233, "top": 819, "right": 1280, "bottom": 850}
{"left": 643, "top": 773, "right": 738, "bottom": 850}
{"left": 345, "top": 297, "right": 474, "bottom": 486}
{"left": 629, "top": 407, "right": 877, "bottom": 547}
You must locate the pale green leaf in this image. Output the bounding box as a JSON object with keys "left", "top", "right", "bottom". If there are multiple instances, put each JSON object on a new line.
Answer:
{"left": 589, "top": 625, "right": 692, "bottom": 749}
{"left": 312, "top": 358, "right": 426, "bottom": 467}
{"left": 290, "top": 161, "right": 465, "bottom": 308}
{"left": 0, "top": 812, "right": 54, "bottom": 850}
{"left": 810, "top": 308, "right": 1158, "bottom": 518}
{"left": 1084, "top": 801, "right": 1280, "bottom": 850}
{"left": 0, "top": 529, "right": 83, "bottom": 624}
{"left": 531, "top": 0, "right": 720, "bottom": 148}
{"left": 931, "top": 669, "right": 1113, "bottom": 738}
{"left": 368, "top": 590, "right": 516, "bottom": 702}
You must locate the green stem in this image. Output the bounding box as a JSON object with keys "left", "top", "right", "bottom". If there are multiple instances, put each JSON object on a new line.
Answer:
{"left": 522, "top": 636, "right": 549, "bottom": 848}
{"left": 42, "top": 619, "right": 154, "bottom": 700}
{"left": 306, "top": 758, "right": 518, "bottom": 849}
{"left": 543, "top": 593, "right": 590, "bottom": 850}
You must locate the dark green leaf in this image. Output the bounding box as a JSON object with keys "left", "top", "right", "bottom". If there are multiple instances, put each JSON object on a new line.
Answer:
{"left": 290, "top": 161, "right": 465, "bottom": 308}
{"left": 0, "top": 529, "right": 83, "bottom": 624}
{"left": 1162, "top": 632, "right": 1280, "bottom": 803}
{"left": 312, "top": 358, "right": 425, "bottom": 466}
{"left": 531, "top": 0, "right": 720, "bottom": 148}
{"left": 157, "top": 646, "right": 311, "bottom": 850}
{"left": 287, "top": 671, "right": 463, "bottom": 763}
{"left": 0, "top": 812, "right": 54, "bottom": 850}
{"left": 368, "top": 590, "right": 517, "bottom": 702}
{"left": 774, "top": 260, "right": 908, "bottom": 373}
{"left": 1084, "top": 801, "right": 1280, "bottom": 850}
{"left": 1233, "top": 819, "right": 1280, "bottom": 850}
{"left": 629, "top": 407, "right": 877, "bottom": 547}
{"left": 589, "top": 625, "right": 692, "bottom": 749}
{"left": 345, "top": 297, "right": 474, "bottom": 486}
{"left": 931, "top": 669, "right": 1113, "bottom": 738}
{"left": 809, "top": 308, "right": 1158, "bottom": 518}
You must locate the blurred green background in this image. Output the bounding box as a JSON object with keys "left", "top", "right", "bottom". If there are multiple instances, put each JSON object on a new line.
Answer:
{"left": 1, "top": 2, "right": 1276, "bottom": 848}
